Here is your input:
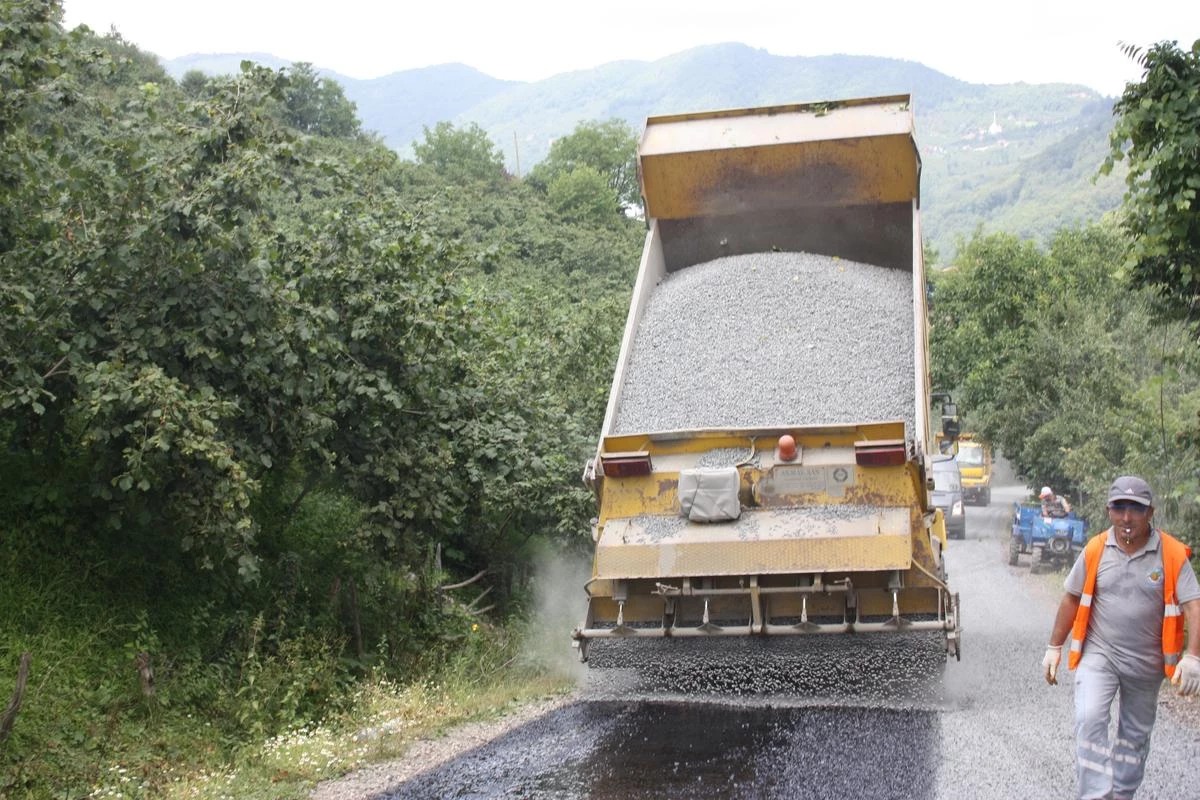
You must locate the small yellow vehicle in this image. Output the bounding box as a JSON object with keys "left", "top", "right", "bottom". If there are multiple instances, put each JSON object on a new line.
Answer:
{"left": 955, "top": 434, "right": 993, "bottom": 506}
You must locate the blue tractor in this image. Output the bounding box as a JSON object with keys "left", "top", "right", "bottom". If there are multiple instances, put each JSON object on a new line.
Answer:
{"left": 1009, "top": 503, "right": 1087, "bottom": 569}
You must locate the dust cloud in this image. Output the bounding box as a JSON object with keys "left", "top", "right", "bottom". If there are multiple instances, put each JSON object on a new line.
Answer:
{"left": 519, "top": 544, "right": 591, "bottom": 684}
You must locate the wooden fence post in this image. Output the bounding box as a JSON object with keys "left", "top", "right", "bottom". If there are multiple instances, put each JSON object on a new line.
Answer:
{"left": 135, "top": 652, "right": 156, "bottom": 698}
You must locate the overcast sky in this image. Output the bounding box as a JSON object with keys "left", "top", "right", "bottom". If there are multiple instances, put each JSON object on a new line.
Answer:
{"left": 62, "top": 1, "right": 1198, "bottom": 97}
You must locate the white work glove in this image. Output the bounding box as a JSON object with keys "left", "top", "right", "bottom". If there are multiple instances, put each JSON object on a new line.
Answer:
{"left": 1043, "top": 644, "right": 1062, "bottom": 686}
{"left": 1172, "top": 654, "right": 1200, "bottom": 697}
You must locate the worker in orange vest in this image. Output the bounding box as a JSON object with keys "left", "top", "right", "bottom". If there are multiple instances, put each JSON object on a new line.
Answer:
{"left": 1042, "top": 476, "right": 1200, "bottom": 800}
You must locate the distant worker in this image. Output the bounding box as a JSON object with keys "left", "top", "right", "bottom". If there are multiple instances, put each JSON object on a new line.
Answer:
{"left": 1041, "top": 476, "right": 1200, "bottom": 800}
{"left": 1040, "top": 486, "right": 1072, "bottom": 518}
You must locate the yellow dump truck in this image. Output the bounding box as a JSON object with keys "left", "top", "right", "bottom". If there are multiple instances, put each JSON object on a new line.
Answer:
{"left": 956, "top": 434, "right": 993, "bottom": 506}
{"left": 571, "top": 95, "right": 961, "bottom": 666}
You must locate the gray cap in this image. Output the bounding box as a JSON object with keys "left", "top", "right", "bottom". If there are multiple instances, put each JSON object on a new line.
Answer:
{"left": 1108, "top": 475, "right": 1153, "bottom": 507}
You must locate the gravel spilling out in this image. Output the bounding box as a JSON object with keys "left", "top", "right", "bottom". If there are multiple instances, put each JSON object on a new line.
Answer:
{"left": 583, "top": 634, "right": 948, "bottom": 704}
{"left": 694, "top": 447, "right": 760, "bottom": 469}
{"left": 612, "top": 252, "right": 916, "bottom": 437}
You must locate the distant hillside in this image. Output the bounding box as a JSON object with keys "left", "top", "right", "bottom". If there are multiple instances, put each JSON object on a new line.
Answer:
{"left": 164, "top": 43, "right": 1124, "bottom": 259}
{"left": 167, "top": 52, "right": 293, "bottom": 76}
{"left": 162, "top": 57, "right": 518, "bottom": 155}
{"left": 337, "top": 65, "right": 521, "bottom": 155}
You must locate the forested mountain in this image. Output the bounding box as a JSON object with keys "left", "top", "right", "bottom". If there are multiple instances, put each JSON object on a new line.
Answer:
{"left": 167, "top": 54, "right": 519, "bottom": 157}
{"left": 165, "top": 43, "right": 1126, "bottom": 259}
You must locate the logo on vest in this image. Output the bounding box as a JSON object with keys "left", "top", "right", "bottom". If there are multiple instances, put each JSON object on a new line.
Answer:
{"left": 1147, "top": 567, "right": 1164, "bottom": 586}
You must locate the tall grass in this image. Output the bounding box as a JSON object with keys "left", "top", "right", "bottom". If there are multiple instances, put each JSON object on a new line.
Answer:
{"left": 0, "top": 494, "right": 583, "bottom": 799}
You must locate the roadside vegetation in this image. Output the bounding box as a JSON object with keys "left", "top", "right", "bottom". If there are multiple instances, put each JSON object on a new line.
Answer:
{"left": 931, "top": 38, "right": 1200, "bottom": 536}
{"left": 1, "top": 4, "right": 1197, "bottom": 798}
{"left": 2, "top": 4, "right": 626, "bottom": 796}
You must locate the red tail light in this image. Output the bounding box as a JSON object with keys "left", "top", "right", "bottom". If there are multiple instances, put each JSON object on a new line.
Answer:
{"left": 601, "top": 451, "right": 653, "bottom": 477}
{"left": 855, "top": 440, "right": 908, "bottom": 467}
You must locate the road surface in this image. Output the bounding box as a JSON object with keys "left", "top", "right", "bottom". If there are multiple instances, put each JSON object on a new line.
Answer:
{"left": 339, "top": 469, "right": 1200, "bottom": 799}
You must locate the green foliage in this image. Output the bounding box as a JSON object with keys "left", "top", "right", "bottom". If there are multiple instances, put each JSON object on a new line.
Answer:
{"left": 929, "top": 232, "right": 1048, "bottom": 406}
{"left": 278, "top": 61, "right": 362, "bottom": 138}
{"left": 179, "top": 68, "right": 208, "bottom": 97}
{"left": 0, "top": 0, "right": 77, "bottom": 246}
{"left": 0, "top": 8, "right": 641, "bottom": 795}
{"left": 1, "top": 51, "right": 309, "bottom": 575}
{"left": 0, "top": 480, "right": 508, "bottom": 794}
{"left": 1103, "top": 39, "right": 1200, "bottom": 330}
{"left": 527, "top": 119, "right": 639, "bottom": 211}
{"left": 412, "top": 120, "right": 508, "bottom": 185}
{"left": 3, "top": 6, "right": 71, "bottom": 105}
{"left": 546, "top": 164, "right": 620, "bottom": 225}
{"left": 929, "top": 224, "right": 1200, "bottom": 535}
{"left": 0, "top": 22, "right": 559, "bottom": 580}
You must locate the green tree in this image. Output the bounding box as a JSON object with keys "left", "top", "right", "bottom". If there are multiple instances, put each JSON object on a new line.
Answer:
{"left": 528, "top": 119, "right": 639, "bottom": 211}
{"left": 546, "top": 164, "right": 619, "bottom": 225}
{"left": 1103, "top": 39, "right": 1200, "bottom": 329}
{"left": 412, "top": 121, "right": 507, "bottom": 185}
{"left": 1, "top": 34, "right": 504, "bottom": 580}
{"left": 279, "top": 61, "right": 361, "bottom": 137}
{"left": 179, "top": 68, "right": 209, "bottom": 97}
{"left": 929, "top": 232, "right": 1047, "bottom": 404}
{"left": 0, "top": 12, "right": 625, "bottom": 591}
{"left": 2, "top": 59, "right": 306, "bottom": 577}
{"left": 0, "top": 6, "right": 647, "bottom": 792}
{"left": 929, "top": 224, "right": 1200, "bottom": 529}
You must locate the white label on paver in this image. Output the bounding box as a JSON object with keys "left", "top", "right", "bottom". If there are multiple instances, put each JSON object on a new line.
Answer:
{"left": 772, "top": 464, "right": 855, "bottom": 497}
{"left": 773, "top": 465, "right": 827, "bottom": 494}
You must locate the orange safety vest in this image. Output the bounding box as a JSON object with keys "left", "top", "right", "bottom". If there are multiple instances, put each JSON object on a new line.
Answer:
{"left": 1068, "top": 528, "right": 1192, "bottom": 677}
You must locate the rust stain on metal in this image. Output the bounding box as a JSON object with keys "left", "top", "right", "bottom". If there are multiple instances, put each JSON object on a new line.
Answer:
{"left": 842, "top": 485, "right": 897, "bottom": 507}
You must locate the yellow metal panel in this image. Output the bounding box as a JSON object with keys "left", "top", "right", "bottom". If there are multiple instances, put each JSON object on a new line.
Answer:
{"left": 640, "top": 96, "right": 913, "bottom": 154}
{"left": 596, "top": 534, "right": 912, "bottom": 578}
{"left": 595, "top": 426, "right": 923, "bottom": 522}
{"left": 595, "top": 508, "right": 913, "bottom": 579}
{"left": 603, "top": 421, "right": 907, "bottom": 454}
{"left": 641, "top": 139, "right": 918, "bottom": 219}
{"left": 598, "top": 473, "right": 680, "bottom": 517}
{"left": 638, "top": 96, "right": 919, "bottom": 220}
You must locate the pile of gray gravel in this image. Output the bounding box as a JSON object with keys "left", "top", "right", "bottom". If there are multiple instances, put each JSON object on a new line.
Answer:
{"left": 612, "top": 252, "right": 916, "bottom": 437}
{"left": 583, "top": 633, "right": 948, "bottom": 701}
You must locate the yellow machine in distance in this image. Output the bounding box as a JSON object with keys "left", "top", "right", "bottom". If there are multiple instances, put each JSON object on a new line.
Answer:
{"left": 955, "top": 434, "right": 993, "bottom": 506}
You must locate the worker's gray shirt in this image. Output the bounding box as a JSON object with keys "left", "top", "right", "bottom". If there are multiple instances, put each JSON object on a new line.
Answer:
{"left": 1065, "top": 528, "right": 1200, "bottom": 680}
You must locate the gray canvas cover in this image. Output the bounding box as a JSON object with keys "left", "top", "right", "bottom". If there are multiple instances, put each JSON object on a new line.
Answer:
{"left": 678, "top": 467, "right": 742, "bottom": 522}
